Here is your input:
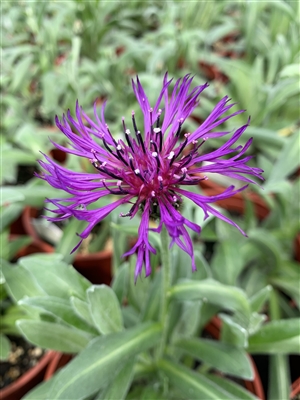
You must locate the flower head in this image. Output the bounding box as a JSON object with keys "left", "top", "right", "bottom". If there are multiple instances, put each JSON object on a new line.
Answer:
{"left": 38, "top": 73, "right": 263, "bottom": 280}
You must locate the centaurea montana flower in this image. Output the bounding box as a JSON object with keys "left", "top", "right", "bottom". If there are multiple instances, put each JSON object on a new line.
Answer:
{"left": 38, "top": 73, "right": 263, "bottom": 280}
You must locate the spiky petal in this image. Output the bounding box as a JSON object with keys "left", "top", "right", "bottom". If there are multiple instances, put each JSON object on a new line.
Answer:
{"left": 38, "top": 73, "right": 263, "bottom": 279}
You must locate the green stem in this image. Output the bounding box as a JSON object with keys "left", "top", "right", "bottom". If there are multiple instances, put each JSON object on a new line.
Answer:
{"left": 157, "top": 225, "right": 172, "bottom": 359}
{"left": 269, "top": 289, "right": 280, "bottom": 321}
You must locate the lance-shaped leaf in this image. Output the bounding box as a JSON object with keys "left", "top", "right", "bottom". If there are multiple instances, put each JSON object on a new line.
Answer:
{"left": 70, "top": 296, "right": 95, "bottom": 327}
{"left": 1, "top": 260, "right": 45, "bottom": 302}
{"left": 19, "top": 254, "right": 91, "bottom": 300}
{"left": 47, "top": 322, "right": 161, "bottom": 399}
{"left": 173, "top": 337, "right": 253, "bottom": 379}
{"left": 19, "top": 296, "right": 98, "bottom": 335}
{"left": 17, "top": 320, "right": 92, "bottom": 353}
{"left": 204, "top": 374, "right": 259, "bottom": 400}
{"left": 169, "top": 279, "right": 251, "bottom": 327}
{"left": 158, "top": 358, "right": 236, "bottom": 399}
{"left": 97, "top": 358, "right": 135, "bottom": 400}
{"left": 249, "top": 285, "right": 272, "bottom": 313}
{"left": 248, "top": 318, "right": 300, "bottom": 354}
{"left": 268, "top": 354, "right": 290, "bottom": 400}
{"left": 87, "top": 285, "right": 123, "bottom": 334}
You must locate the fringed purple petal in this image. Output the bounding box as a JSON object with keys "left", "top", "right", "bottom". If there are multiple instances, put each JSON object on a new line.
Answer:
{"left": 38, "top": 72, "right": 263, "bottom": 280}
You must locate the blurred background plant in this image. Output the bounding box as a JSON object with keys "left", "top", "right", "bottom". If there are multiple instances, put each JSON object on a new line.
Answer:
{"left": 1, "top": 0, "right": 299, "bottom": 399}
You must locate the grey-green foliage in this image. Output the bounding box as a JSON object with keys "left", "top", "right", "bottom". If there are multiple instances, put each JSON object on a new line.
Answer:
{"left": 1, "top": 248, "right": 298, "bottom": 400}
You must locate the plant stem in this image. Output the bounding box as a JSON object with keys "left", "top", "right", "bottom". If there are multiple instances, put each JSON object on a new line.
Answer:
{"left": 157, "top": 224, "right": 171, "bottom": 359}
{"left": 269, "top": 288, "right": 280, "bottom": 321}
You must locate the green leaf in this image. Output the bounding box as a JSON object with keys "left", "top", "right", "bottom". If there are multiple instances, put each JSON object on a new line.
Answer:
{"left": 266, "top": 132, "right": 300, "bottom": 185}
{"left": 248, "top": 313, "right": 267, "bottom": 336}
{"left": 87, "top": 285, "right": 123, "bottom": 334}
{"left": 2, "top": 149, "right": 37, "bottom": 166}
{"left": 1, "top": 260, "right": 46, "bottom": 302}
{"left": 111, "top": 262, "right": 129, "bottom": 304}
{"left": 70, "top": 296, "right": 95, "bottom": 327}
{"left": 271, "top": 277, "right": 300, "bottom": 308}
{"left": 12, "top": 183, "right": 69, "bottom": 208}
{"left": 22, "top": 375, "right": 58, "bottom": 400}
{"left": 204, "top": 374, "right": 259, "bottom": 400}
{"left": 158, "top": 358, "right": 233, "bottom": 399}
{"left": 268, "top": 354, "right": 290, "bottom": 400}
{"left": 172, "top": 301, "right": 201, "bottom": 341}
{"left": 280, "top": 64, "right": 300, "bottom": 78}
{"left": 17, "top": 320, "right": 92, "bottom": 353}
{"left": 55, "top": 218, "right": 87, "bottom": 263}
{"left": 41, "top": 72, "right": 61, "bottom": 115}
{"left": 0, "top": 203, "right": 23, "bottom": 232}
{"left": 141, "top": 270, "right": 161, "bottom": 322}
{"left": 47, "top": 322, "right": 161, "bottom": 399}
{"left": 219, "top": 314, "right": 248, "bottom": 348}
{"left": 127, "top": 255, "right": 151, "bottom": 312}
{"left": 122, "top": 306, "right": 140, "bottom": 329}
{"left": 249, "top": 285, "right": 272, "bottom": 313}
{"left": 248, "top": 318, "right": 300, "bottom": 354}
{"left": 19, "top": 296, "right": 98, "bottom": 335}
{"left": 11, "top": 54, "right": 33, "bottom": 91}
{"left": 266, "top": 79, "right": 300, "bottom": 114}
{"left": 0, "top": 188, "right": 25, "bottom": 205}
{"left": 0, "top": 334, "right": 10, "bottom": 360}
{"left": 174, "top": 338, "right": 253, "bottom": 379}
{"left": 14, "top": 123, "right": 48, "bottom": 156}
{"left": 169, "top": 279, "right": 251, "bottom": 327}
{"left": 240, "top": 126, "right": 284, "bottom": 149}
{"left": 19, "top": 254, "right": 91, "bottom": 300}
{"left": 211, "top": 240, "right": 244, "bottom": 285}
{"left": 98, "top": 358, "right": 135, "bottom": 400}
{"left": 7, "top": 235, "right": 31, "bottom": 261}
{"left": 248, "top": 229, "right": 282, "bottom": 270}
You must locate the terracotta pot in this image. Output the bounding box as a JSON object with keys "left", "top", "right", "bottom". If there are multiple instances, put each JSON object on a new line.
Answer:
{"left": 9, "top": 213, "right": 27, "bottom": 235}
{"left": 74, "top": 250, "right": 112, "bottom": 285}
{"left": 44, "top": 352, "right": 72, "bottom": 381}
{"left": 199, "top": 179, "right": 269, "bottom": 220}
{"left": 22, "top": 207, "right": 112, "bottom": 284}
{"left": 202, "top": 182, "right": 300, "bottom": 260}
{"left": 198, "top": 61, "right": 228, "bottom": 83}
{"left": 291, "top": 376, "right": 300, "bottom": 399}
{"left": 0, "top": 351, "right": 56, "bottom": 400}
{"left": 205, "top": 317, "right": 265, "bottom": 400}
{"left": 9, "top": 234, "right": 53, "bottom": 260}
{"left": 49, "top": 148, "right": 67, "bottom": 164}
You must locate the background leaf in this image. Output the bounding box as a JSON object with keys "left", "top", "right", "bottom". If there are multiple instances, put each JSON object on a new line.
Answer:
{"left": 17, "top": 320, "right": 93, "bottom": 353}
{"left": 87, "top": 285, "right": 123, "bottom": 334}
{"left": 248, "top": 318, "right": 300, "bottom": 354}
{"left": 174, "top": 337, "right": 253, "bottom": 379}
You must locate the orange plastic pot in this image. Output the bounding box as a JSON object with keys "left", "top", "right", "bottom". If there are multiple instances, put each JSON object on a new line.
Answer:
{"left": 43, "top": 352, "right": 72, "bottom": 381}
{"left": 22, "top": 207, "right": 112, "bottom": 284}
{"left": 291, "top": 376, "right": 300, "bottom": 399}
{"left": 199, "top": 180, "right": 269, "bottom": 220}
{"left": 0, "top": 351, "right": 56, "bottom": 400}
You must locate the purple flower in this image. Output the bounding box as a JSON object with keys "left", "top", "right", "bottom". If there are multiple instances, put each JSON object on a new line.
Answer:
{"left": 38, "top": 73, "right": 263, "bottom": 280}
